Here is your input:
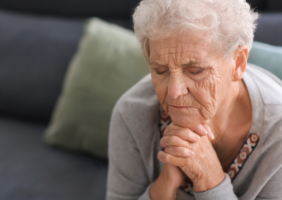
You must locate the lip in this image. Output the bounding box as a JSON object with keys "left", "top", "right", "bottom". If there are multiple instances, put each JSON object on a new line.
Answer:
{"left": 171, "top": 106, "right": 192, "bottom": 109}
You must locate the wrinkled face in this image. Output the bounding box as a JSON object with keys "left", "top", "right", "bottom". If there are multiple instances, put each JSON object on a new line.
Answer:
{"left": 149, "top": 33, "right": 234, "bottom": 128}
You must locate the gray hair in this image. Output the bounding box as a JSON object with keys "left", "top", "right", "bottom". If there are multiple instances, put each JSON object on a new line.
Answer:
{"left": 133, "top": 0, "right": 259, "bottom": 58}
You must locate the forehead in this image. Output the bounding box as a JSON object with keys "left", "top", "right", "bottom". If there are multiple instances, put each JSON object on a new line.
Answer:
{"left": 149, "top": 32, "right": 215, "bottom": 65}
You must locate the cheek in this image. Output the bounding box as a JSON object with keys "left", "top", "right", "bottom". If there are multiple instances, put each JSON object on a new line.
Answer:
{"left": 151, "top": 75, "right": 168, "bottom": 110}
{"left": 192, "top": 71, "right": 223, "bottom": 119}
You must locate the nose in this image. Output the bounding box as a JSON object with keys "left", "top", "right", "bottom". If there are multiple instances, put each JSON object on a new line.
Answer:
{"left": 167, "top": 74, "right": 188, "bottom": 99}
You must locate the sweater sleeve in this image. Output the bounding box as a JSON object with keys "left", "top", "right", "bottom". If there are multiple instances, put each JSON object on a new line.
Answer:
{"left": 193, "top": 174, "right": 238, "bottom": 200}
{"left": 106, "top": 107, "right": 152, "bottom": 200}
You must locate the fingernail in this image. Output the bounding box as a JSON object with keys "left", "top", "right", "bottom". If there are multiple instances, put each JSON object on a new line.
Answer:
{"left": 210, "top": 132, "right": 215, "bottom": 140}
{"left": 201, "top": 125, "right": 208, "bottom": 135}
{"left": 189, "top": 151, "right": 195, "bottom": 156}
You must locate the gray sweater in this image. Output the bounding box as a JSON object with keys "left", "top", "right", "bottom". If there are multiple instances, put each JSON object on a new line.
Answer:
{"left": 106, "top": 64, "right": 282, "bottom": 200}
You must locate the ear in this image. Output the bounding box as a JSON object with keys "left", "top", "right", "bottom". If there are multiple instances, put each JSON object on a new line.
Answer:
{"left": 232, "top": 45, "right": 249, "bottom": 82}
{"left": 143, "top": 39, "right": 151, "bottom": 60}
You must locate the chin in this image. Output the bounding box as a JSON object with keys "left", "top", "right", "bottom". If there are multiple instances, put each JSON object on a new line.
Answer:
{"left": 169, "top": 112, "right": 202, "bottom": 129}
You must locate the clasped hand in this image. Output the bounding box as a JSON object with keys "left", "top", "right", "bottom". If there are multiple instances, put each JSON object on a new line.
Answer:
{"left": 158, "top": 123, "right": 225, "bottom": 192}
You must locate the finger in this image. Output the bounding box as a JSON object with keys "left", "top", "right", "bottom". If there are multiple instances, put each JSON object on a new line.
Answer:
{"left": 203, "top": 124, "right": 215, "bottom": 140}
{"left": 191, "top": 124, "right": 208, "bottom": 137}
{"left": 160, "top": 135, "right": 191, "bottom": 149}
{"left": 163, "top": 127, "right": 200, "bottom": 143}
{"left": 165, "top": 146, "right": 194, "bottom": 158}
{"left": 158, "top": 151, "right": 186, "bottom": 167}
{"left": 168, "top": 123, "right": 208, "bottom": 137}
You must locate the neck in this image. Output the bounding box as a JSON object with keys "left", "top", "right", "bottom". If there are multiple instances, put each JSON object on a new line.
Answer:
{"left": 208, "top": 79, "right": 252, "bottom": 165}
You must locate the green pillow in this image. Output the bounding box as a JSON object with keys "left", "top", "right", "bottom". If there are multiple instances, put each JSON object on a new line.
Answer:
{"left": 43, "top": 18, "right": 150, "bottom": 159}
{"left": 248, "top": 41, "right": 282, "bottom": 80}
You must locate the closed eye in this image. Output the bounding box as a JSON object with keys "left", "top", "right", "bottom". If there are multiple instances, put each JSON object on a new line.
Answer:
{"left": 187, "top": 67, "right": 204, "bottom": 75}
{"left": 156, "top": 70, "right": 168, "bottom": 74}
{"left": 154, "top": 66, "right": 168, "bottom": 75}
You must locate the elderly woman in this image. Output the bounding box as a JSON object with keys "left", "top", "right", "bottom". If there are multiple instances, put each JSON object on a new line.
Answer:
{"left": 106, "top": 0, "right": 282, "bottom": 199}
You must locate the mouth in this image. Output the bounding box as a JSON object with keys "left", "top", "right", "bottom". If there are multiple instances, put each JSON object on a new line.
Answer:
{"left": 170, "top": 105, "right": 192, "bottom": 109}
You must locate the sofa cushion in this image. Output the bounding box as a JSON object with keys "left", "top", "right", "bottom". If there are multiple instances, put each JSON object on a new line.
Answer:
{"left": 43, "top": 18, "right": 150, "bottom": 159}
{"left": 255, "top": 14, "right": 282, "bottom": 46}
{"left": 248, "top": 41, "right": 282, "bottom": 80}
{"left": 0, "top": 117, "right": 107, "bottom": 200}
{"left": 0, "top": 10, "right": 83, "bottom": 123}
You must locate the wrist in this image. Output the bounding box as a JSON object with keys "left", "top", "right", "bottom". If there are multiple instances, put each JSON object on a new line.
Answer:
{"left": 193, "top": 171, "right": 225, "bottom": 192}
{"left": 150, "top": 172, "right": 178, "bottom": 200}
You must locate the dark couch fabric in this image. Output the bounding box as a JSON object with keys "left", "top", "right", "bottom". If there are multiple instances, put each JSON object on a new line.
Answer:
{"left": 0, "top": 10, "right": 83, "bottom": 123}
{"left": 0, "top": 10, "right": 134, "bottom": 124}
{"left": 0, "top": 0, "right": 141, "bottom": 19}
{"left": 255, "top": 14, "right": 282, "bottom": 46}
{"left": 0, "top": 0, "right": 281, "bottom": 17}
{"left": 246, "top": 0, "right": 282, "bottom": 12}
{"left": 267, "top": 0, "right": 282, "bottom": 12}
{"left": 0, "top": 117, "right": 108, "bottom": 200}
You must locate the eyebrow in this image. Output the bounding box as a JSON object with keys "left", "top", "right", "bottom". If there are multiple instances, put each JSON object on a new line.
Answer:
{"left": 181, "top": 61, "right": 207, "bottom": 67}
{"left": 149, "top": 60, "right": 208, "bottom": 68}
{"left": 149, "top": 61, "right": 165, "bottom": 66}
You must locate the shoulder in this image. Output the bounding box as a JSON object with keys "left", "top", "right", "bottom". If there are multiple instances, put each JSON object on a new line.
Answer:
{"left": 114, "top": 74, "right": 159, "bottom": 117}
{"left": 111, "top": 74, "right": 160, "bottom": 135}
{"left": 246, "top": 63, "right": 282, "bottom": 105}
{"left": 244, "top": 64, "right": 282, "bottom": 149}
{"left": 117, "top": 74, "right": 158, "bottom": 108}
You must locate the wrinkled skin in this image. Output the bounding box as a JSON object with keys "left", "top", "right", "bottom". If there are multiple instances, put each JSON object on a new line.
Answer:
{"left": 149, "top": 33, "right": 233, "bottom": 128}
{"left": 159, "top": 124, "right": 225, "bottom": 192}
{"left": 148, "top": 32, "right": 251, "bottom": 197}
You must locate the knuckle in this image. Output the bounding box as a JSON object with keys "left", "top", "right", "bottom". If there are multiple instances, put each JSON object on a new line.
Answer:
{"left": 157, "top": 151, "right": 162, "bottom": 161}
{"left": 158, "top": 151, "right": 174, "bottom": 164}
{"left": 168, "top": 146, "right": 175, "bottom": 151}
{"left": 165, "top": 154, "right": 172, "bottom": 163}
{"left": 163, "top": 128, "right": 169, "bottom": 136}
{"left": 193, "top": 171, "right": 204, "bottom": 183}
{"left": 170, "top": 136, "right": 178, "bottom": 145}
{"left": 182, "top": 148, "right": 189, "bottom": 156}
{"left": 184, "top": 148, "right": 194, "bottom": 157}
{"left": 164, "top": 146, "right": 174, "bottom": 153}
{"left": 186, "top": 130, "right": 195, "bottom": 139}
{"left": 184, "top": 141, "right": 191, "bottom": 149}
{"left": 192, "top": 133, "right": 201, "bottom": 142}
{"left": 165, "top": 128, "right": 176, "bottom": 137}
{"left": 171, "top": 136, "right": 178, "bottom": 143}
{"left": 160, "top": 138, "right": 165, "bottom": 148}
{"left": 160, "top": 136, "right": 169, "bottom": 144}
{"left": 180, "top": 129, "right": 198, "bottom": 143}
{"left": 157, "top": 151, "right": 166, "bottom": 162}
{"left": 160, "top": 136, "right": 166, "bottom": 144}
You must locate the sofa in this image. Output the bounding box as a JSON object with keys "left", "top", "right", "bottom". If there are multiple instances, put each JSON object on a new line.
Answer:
{"left": 0, "top": 1, "right": 281, "bottom": 200}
